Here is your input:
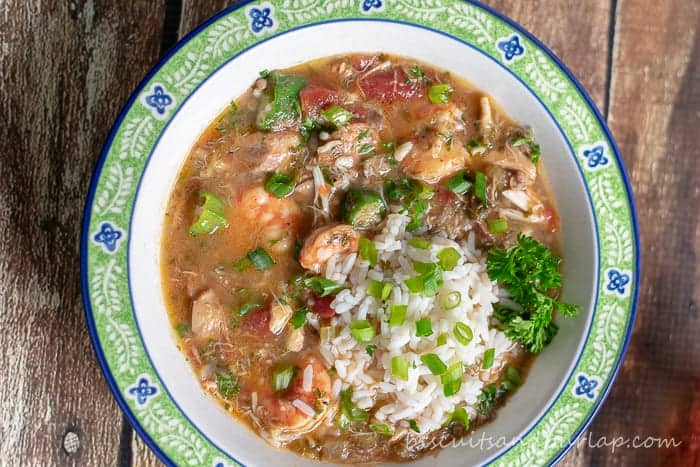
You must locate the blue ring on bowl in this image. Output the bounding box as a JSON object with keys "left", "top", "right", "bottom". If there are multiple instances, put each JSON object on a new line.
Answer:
{"left": 81, "top": 2, "right": 640, "bottom": 466}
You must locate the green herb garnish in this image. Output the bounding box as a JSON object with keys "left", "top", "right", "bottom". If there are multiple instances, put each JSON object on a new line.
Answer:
{"left": 265, "top": 172, "right": 296, "bottom": 198}
{"left": 487, "top": 235, "right": 580, "bottom": 353}
{"left": 189, "top": 191, "right": 229, "bottom": 236}
{"left": 216, "top": 371, "right": 240, "bottom": 398}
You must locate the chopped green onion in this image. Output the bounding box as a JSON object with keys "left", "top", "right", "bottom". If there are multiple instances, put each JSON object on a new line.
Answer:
{"left": 257, "top": 71, "right": 306, "bottom": 131}
{"left": 453, "top": 322, "right": 473, "bottom": 346}
{"left": 437, "top": 332, "right": 448, "bottom": 346}
{"left": 444, "top": 407, "right": 469, "bottom": 428}
{"left": 175, "top": 324, "right": 190, "bottom": 337}
{"left": 216, "top": 370, "right": 240, "bottom": 398}
{"left": 366, "top": 344, "right": 377, "bottom": 356}
{"left": 482, "top": 348, "right": 495, "bottom": 369}
{"left": 437, "top": 247, "right": 460, "bottom": 271}
{"left": 505, "top": 366, "right": 522, "bottom": 386}
{"left": 239, "top": 302, "right": 260, "bottom": 316}
{"left": 303, "top": 276, "right": 345, "bottom": 296}
{"left": 488, "top": 218, "right": 509, "bottom": 234}
{"left": 408, "top": 419, "right": 421, "bottom": 433}
{"left": 530, "top": 142, "right": 541, "bottom": 163}
{"left": 444, "top": 171, "right": 472, "bottom": 195}
{"left": 409, "top": 237, "right": 431, "bottom": 249}
{"left": 440, "top": 291, "right": 462, "bottom": 310}
{"left": 264, "top": 173, "right": 296, "bottom": 198}
{"left": 389, "top": 305, "right": 407, "bottom": 327}
{"left": 349, "top": 320, "right": 376, "bottom": 343}
{"left": 272, "top": 366, "right": 296, "bottom": 391}
{"left": 320, "top": 104, "right": 353, "bottom": 128}
{"left": 189, "top": 191, "right": 229, "bottom": 236}
{"left": 359, "top": 237, "right": 378, "bottom": 267}
{"left": 441, "top": 362, "right": 464, "bottom": 396}
{"left": 443, "top": 379, "right": 461, "bottom": 396}
{"left": 415, "top": 318, "right": 433, "bottom": 337}
{"left": 381, "top": 141, "right": 396, "bottom": 152}
{"left": 474, "top": 171, "right": 488, "bottom": 203}
{"left": 420, "top": 353, "right": 447, "bottom": 375}
{"left": 370, "top": 423, "right": 395, "bottom": 436}
{"left": 428, "top": 83, "right": 454, "bottom": 104}
{"left": 367, "top": 280, "right": 392, "bottom": 301}
{"left": 406, "top": 198, "right": 429, "bottom": 232}
{"left": 336, "top": 388, "right": 368, "bottom": 430}
{"left": 406, "top": 261, "right": 443, "bottom": 297}
{"left": 358, "top": 143, "right": 375, "bottom": 155}
{"left": 233, "top": 256, "right": 252, "bottom": 272}
{"left": 247, "top": 248, "right": 276, "bottom": 271}
{"left": 291, "top": 307, "right": 309, "bottom": 328}
{"left": 409, "top": 65, "right": 427, "bottom": 82}
{"left": 405, "top": 276, "right": 425, "bottom": 293}
{"left": 392, "top": 356, "right": 409, "bottom": 381}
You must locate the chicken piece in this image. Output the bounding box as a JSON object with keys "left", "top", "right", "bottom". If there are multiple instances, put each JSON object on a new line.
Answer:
{"left": 399, "top": 104, "right": 469, "bottom": 184}
{"left": 191, "top": 289, "right": 229, "bottom": 341}
{"left": 253, "top": 355, "right": 335, "bottom": 446}
{"left": 285, "top": 327, "right": 304, "bottom": 352}
{"left": 269, "top": 300, "right": 293, "bottom": 335}
{"left": 235, "top": 130, "right": 303, "bottom": 174}
{"left": 316, "top": 123, "right": 379, "bottom": 170}
{"left": 299, "top": 223, "right": 359, "bottom": 273}
{"left": 481, "top": 149, "right": 537, "bottom": 185}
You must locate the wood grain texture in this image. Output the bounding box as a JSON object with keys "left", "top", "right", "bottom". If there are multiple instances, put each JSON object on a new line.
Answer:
{"left": 0, "top": 0, "right": 165, "bottom": 465}
{"left": 587, "top": 0, "right": 700, "bottom": 465}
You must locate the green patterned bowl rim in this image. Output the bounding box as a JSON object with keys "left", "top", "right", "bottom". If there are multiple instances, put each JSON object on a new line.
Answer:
{"left": 81, "top": 1, "right": 640, "bottom": 465}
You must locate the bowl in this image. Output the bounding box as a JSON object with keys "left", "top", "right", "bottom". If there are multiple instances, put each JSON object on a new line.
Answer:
{"left": 81, "top": 1, "right": 639, "bottom": 465}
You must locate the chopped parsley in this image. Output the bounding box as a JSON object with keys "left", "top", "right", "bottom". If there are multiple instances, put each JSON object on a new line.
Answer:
{"left": 487, "top": 235, "right": 580, "bottom": 353}
{"left": 216, "top": 370, "right": 240, "bottom": 399}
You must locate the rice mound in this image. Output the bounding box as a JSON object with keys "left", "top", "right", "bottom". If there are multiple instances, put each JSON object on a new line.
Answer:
{"left": 315, "top": 213, "right": 515, "bottom": 433}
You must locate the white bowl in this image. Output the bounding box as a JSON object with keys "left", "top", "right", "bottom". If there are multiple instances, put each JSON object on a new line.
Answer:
{"left": 82, "top": 2, "right": 639, "bottom": 466}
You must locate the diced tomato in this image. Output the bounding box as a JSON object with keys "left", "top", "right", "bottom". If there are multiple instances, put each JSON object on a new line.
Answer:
{"left": 350, "top": 54, "right": 378, "bottom": 71}
{"left": 311, "top": 295, "right": 336, "bottom": 318}
{"left": 240, "top": 307, "right": 271, "bottom": 334}
{"left": 357, "top": 68, "right": 426, "bottom": 102}
{"left": 435, "top": 185, "right": 457, "bottom": 204}
{"left": 344, "top": 103, "right": 369, "bottom": 121}
{"left": 299, "top": 83, "right": 341, "bottom": 118}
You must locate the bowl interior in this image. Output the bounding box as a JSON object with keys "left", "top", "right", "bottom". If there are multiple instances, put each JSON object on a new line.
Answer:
{"left": 129, "top": 20, "right": 597, "bottom": 466}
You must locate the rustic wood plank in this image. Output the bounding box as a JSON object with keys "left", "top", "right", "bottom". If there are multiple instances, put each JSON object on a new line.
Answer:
{"left": 179, "top": 0, "right": 235, "bottom": 37}
{"left": 488, "top": 0, "right": 612, "bottom": 111}
{"left": 0, "top": 0, "right": 165, "bottom": 465}
{"left": 589, "top": 0, "right": 700, "bottom": 466}
{"left": 131, "top": 0, "right": 614, "bottom": 465}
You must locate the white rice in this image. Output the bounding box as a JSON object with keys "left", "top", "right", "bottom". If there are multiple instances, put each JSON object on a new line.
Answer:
{"left": 292, "top": 399, "right": 316, "bottom": 418}
{"left": 302, "top": 364, "right": 313, "bottom": 393}
{"left": 322, "top": 213, "right": 515, "bottom": 433}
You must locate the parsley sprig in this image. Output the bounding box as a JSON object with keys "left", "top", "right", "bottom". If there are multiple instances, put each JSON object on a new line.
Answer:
{"left": 486, "top": 235, "right": 580, "bottom": 353}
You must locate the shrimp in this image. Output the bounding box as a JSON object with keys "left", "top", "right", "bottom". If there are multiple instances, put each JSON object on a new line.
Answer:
{"left": 236, "top": 185, "right": 301, "bottom": 253}
{"left": 253, "top": 355, "right": 335, "bottom": 445}
{"left": 299, "top": 223, "right": 359, "bottom": 273}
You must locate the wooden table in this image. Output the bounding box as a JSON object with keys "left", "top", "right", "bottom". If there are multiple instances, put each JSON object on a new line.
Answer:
{"left": 1, "top": 1, "right": 697, "bottom": 465}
